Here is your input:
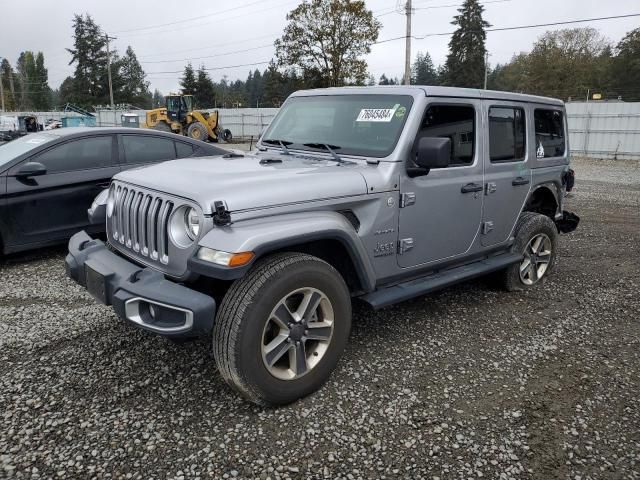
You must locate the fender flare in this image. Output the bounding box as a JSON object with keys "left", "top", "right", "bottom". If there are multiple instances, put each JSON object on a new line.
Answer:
{"left": 526, "top": 182, "right": 562, "bottom": 219}
{"left": 187, "top": 211, "right": 376, "bottom": 292}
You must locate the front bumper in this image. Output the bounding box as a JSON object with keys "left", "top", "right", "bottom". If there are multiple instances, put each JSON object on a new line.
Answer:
{"left": 66, "top": 231, "right": 216, "bottom": 337}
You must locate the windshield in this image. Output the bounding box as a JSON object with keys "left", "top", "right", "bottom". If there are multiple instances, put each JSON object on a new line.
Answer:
{"left": 262, "top": 94, "right": 413, "bottom": 158}
{"left": 0, "top": 133, "right": 58, "bottom": 170}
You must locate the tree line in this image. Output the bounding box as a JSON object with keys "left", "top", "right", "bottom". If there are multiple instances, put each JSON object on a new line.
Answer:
{"left": 2, "top": 0, "right": 640, "bottom": 112}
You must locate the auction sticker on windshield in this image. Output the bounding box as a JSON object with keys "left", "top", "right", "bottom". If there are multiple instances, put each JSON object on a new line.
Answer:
{"left": 356, "top": 104, "right": 401, "bottom": 122}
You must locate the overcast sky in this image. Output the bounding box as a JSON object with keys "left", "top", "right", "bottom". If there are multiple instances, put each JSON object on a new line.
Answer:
{"left": 1, "top": 0, "right": 638, "bottom": 95}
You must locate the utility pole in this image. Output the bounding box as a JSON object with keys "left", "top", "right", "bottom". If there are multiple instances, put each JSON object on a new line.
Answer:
{"left": 0, "top": 56, "right": 5, "bottom": 112}
{"left": 104, "top": 34, "right": 117, "bottom": 125}
{"left": 404, "top": 0, "right": 412, "bottom": 85}
{"left": 483, "top": 52, "right": 489, "bottom": 90}
{"left": 0, "top": 76, "right": 5, "bottom": 113}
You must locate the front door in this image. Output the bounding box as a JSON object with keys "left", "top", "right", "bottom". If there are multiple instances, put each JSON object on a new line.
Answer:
{"left": 481, "top": 102, "right": 531, "bottom": 246}
{"left": 398, "top": 100, "right": 484, "bottom": 268}
{"left": 4, "top": 135, "right": 118, "bottom": 249}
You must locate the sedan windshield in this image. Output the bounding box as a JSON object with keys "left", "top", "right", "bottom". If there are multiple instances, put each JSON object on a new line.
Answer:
{"left": 262, "top": 94, "right": 413, "bottom": 158}
{"left": 0, "top": 133, "right": 58, "bottom": 170}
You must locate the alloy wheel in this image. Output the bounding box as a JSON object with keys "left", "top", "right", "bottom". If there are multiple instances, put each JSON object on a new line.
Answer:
{"left": 261, "top": 287, "right": 334, "bottom": 380}
{"left": 519, "top": 233, "right": 552, "bottom": 285}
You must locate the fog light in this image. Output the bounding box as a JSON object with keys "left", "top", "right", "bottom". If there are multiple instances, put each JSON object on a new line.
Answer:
{"left": 196, "top": 247, "right": 254, "bottom": 267}
{"left": 148, "top": 304, "right": 157, "bottom": 319}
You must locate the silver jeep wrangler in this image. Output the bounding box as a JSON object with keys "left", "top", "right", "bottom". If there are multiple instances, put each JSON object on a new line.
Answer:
{"left": 66, "top": 86, "right": 578, "bottom": 405}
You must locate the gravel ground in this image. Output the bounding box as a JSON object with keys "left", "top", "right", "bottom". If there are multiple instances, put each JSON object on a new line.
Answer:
{"left": 1, "top": 158, "right": 639, "bottom": 480}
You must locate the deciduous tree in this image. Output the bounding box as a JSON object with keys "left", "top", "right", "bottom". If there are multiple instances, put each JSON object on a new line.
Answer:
{"left": 275, "top": 0, "right": 381, "bottom": 86}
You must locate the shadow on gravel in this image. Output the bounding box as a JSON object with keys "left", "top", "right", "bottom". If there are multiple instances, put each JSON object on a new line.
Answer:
{"left": 0, "top": 244, "right": 68, "bottom": 266}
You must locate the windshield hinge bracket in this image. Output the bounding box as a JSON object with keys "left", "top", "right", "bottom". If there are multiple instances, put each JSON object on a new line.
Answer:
{"left": 213, "top": 200, "right": 232, "bottom": 226}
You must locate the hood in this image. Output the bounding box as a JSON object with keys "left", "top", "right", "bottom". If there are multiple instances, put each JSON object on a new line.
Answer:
{"left": 115, "top": 152, "right": 369, "bottom": 213}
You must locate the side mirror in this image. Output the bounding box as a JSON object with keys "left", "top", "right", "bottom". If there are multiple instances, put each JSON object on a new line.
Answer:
{"left": 15, "top": 162, "right": 47, "bottom": 178}
{"left": 415, "top": 137, "right": 451, "bottom": 169}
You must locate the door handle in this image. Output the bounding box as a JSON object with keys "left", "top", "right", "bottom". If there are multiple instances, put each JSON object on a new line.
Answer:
{"left": 461, "top": 183, "right": 483, "bottom": 193}
{"left": 512, "top": 177, "right": 530, "bottom": 186}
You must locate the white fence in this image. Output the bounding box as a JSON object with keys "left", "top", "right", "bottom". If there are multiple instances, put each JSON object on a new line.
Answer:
{"left": 6, "top": 103, "right": 640, "bottom": 159}
{"left": 567, "top": 101, "right": 640, "bottom": 160}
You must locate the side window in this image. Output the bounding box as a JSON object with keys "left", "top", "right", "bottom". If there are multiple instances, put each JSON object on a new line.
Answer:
{"left": 175, "top": 141, "right": 195, "bottom": 158}
{"left": 122, "top": 135, "right": 176, "bottom": 164}
{"left": 35, "top": 136, "right": 113, "bottom": 173}
{"left": 417, "top": 105, "right": 475, "bottom": 166}
{"left": 489, "top": 106, "right": 526, "bottom": 162}
{"left": 534, "top": 109, "right": 565, "bottom": 158}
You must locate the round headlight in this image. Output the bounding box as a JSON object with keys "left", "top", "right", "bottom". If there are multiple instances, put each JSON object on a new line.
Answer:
{"left": 185, "top": 207, "right": 200, "bottom": 240}
{"left": 169, "top": 206, "right": 201, "bottom": 248}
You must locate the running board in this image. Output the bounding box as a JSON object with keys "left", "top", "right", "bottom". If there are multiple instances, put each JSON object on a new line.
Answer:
{"left": 359, "top": 252, "right": 523, "bottom": 309}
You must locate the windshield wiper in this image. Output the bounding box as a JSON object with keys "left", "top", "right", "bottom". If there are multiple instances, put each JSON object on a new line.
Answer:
{"left": 303, "top": 143, "right": 346, "bottom": 164}
{"left": 262, "top": 138, "right": 292, "bottom": 155}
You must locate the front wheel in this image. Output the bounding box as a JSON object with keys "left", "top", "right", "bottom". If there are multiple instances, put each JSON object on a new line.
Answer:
{"left": 213, "top": 253, "right": 351, "bottom": 405}
{"left": 502, "top": 212, "right": 558, "bottom": 291}
{"left": 187, "top": 122, "right": 208, "bottom": 141}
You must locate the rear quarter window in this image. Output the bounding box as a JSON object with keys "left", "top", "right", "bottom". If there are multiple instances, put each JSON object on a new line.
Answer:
{"left": 122, "top": 135, "right": 176, "bottom": 164}
{"left": 534, "top": 109, "right": 565, "bottom": 158}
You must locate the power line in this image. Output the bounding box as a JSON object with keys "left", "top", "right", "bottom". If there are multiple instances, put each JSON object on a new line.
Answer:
{"left": 140, "top": 44, "right": 273, "bottom": 65}
{"left": 110, "top": 0, "right": 267, "bottom": 34}
{"left": 374, "top": 12, "right": 640, "bottom": 44}
{"left": 146, "top": 61, "right": 272, "bottom": 76}
{"left": 113, "top": 0, "right": 297, "bottom": 38}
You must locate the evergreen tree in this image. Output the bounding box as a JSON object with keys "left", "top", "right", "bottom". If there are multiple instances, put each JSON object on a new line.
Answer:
{"left": 195, "top": 66, "right": 216, "bottom": 107}
{"left": 152, "top": 89, "right": 164, "bottom": 108}
{"left": 0, "top": 58, "right": 17, "bottom": 111}
{"left": 117, "top": 46, "right": 150, "bottom": 107}
{"left": 34, "top": 52, "right": 51, "bottom": 110}
{"left": 16, "top": 52, "right": 33, "bottom": 109}
{"left": 378, "top": 73, "right": 390, "bottom": 85}
{"left": 180, "top": 63, "right": 197, "bottom": 95}
{"left": 443, "top": 0, "right": 490, "bottom": 88}
{"left": 411, "top": 52, "right": 438, "bottom": 85}
{"left": 66, "top": 14, "right": 109, "bottom": 106}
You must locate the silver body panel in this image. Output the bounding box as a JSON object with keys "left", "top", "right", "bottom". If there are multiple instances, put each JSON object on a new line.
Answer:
{"left": 104, "top": 86, "right": 569, "bottom": 289}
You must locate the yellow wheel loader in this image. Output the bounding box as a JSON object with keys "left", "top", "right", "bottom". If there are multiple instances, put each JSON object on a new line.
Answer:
{"left": 145, "top": 94, "right": 232, "bottom": 142}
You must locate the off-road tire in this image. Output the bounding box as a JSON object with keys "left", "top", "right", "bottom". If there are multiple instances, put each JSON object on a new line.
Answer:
{"left": 502, "top": 212, "right": 558, "bottom": 291}
{"left": 213, "top": 253, "right": 352, "bottom": 406}
{"left": 187, "top": 122, "right": 208, "bottom": 141}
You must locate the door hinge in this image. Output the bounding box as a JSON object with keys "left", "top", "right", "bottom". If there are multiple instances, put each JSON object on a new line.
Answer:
{"left": 400, "top": 192, "right": 416, "bottom": 208}
{"left": 398, "top": 238, "right": 414, "bottom": 254}
{"left": 482, "top": 221, "right": 494, "bottom": 235}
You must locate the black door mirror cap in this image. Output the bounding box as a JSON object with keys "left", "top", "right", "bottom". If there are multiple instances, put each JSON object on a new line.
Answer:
{"left": 415, "top": 137, "right": 451, "bottom": 170}
{"left": 15, "top": 161, "right": 47, "bottom": 178}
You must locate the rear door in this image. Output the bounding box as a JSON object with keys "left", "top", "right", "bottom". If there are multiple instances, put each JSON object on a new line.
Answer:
{"left": 481, "top": 102, "right": 531, "bottom": 246}
{"left": 4, "top": 135, "right": 118, "bottom": 248}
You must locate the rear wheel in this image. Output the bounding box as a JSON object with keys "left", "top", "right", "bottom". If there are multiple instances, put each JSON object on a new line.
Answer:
{"left": 502, "top": 212, "right": 558, "bottom": 291}
{"left": 213, "top": 253, "right": 351, "bottom": 405}
{"left": 187, "top": 122, "right": 208, "bottom": 141}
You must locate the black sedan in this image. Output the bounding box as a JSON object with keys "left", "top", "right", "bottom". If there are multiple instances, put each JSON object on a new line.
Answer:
{"left": 0, "top": 127, "right": 227, "bottom": 254}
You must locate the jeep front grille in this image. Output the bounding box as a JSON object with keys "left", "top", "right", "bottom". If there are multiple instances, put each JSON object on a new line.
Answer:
{"left": 110, "top": 185, "right": 174, "bottom": 264}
